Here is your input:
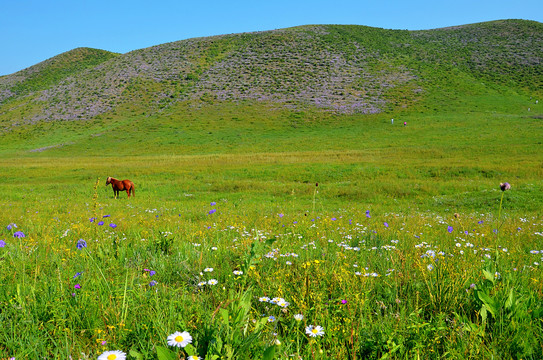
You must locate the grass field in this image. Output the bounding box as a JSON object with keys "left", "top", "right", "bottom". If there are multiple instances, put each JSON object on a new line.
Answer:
{"left": 1, "top": 85, "right": 543, "bottom": 359}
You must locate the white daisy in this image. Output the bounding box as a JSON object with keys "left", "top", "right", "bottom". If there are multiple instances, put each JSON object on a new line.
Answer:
{"left": 167, "top": 331, "right": 193, "bottom": 348}
{"left": 204, "top": 267, "right": 214, "bottom": 272}
{"left": 293, "top": 314, "right": 304, "bottom": 321}
{"left": 208, "top": 279, "right": 218, "bottom": 285}
{"left": 305, "top": 325, "right": 325, "bottom": 337}
{"left": 97, "top": 350, "right": 127, "bottom": 360}
{"left": 187, "top": 356, "right": 201, "bottom": 360}
{"left": 259, "top": 296, "right": 270, "bottom": 302}
{"left": 233, "top": 270, "right": 243, "bottom": 275}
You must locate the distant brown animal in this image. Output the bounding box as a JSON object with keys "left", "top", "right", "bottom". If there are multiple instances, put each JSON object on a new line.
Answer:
{"left": 106, "top": 177, "right": 135, "bottom": 198}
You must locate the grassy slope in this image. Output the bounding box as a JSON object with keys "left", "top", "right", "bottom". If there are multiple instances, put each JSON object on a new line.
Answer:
{"left": 0, "top": 20, "right": 542, "bottom": 214}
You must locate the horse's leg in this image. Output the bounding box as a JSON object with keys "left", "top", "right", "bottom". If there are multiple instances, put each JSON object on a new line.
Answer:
{"left": 126, "top": 188, "right": 130, "bottom": 198}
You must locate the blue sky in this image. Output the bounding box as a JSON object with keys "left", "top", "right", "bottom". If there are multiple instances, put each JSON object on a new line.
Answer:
{"left": 1, "top": 0, "right": 542, "bottom": 75}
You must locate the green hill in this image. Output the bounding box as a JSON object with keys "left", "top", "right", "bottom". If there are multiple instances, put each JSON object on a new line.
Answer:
{"left": 0, "top": 20, "right": 541, "bottom": 125}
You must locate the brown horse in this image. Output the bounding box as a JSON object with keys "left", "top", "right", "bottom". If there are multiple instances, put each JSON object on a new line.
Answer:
{"left": 106, "top": 177, "right": 135, "bottom": 198}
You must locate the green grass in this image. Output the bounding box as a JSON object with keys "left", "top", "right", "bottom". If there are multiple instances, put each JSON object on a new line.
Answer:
{"left": 1, "top": 85, "right": 543, "bottom": 359}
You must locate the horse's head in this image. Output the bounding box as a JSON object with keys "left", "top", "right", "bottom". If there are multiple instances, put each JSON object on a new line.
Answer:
{"left": 105, "top": 177, "right": 112, "bottom": 186}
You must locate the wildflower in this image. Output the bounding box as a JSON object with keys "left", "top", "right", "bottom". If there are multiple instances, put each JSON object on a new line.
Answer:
{"left": 101, "top": 340, "right": 107, "bottom": 346}
{"left": 0, "top": 239, "right": 5, "bottom": 247}
{"left": 167, "top": 331, "right": 192, "bottom": 348}
{"left": 149, "top": 281, "right": 157, "bottom": 286}
{"left": 98, "top": 221, "right": 104, "bottom": 226}
{"left": 109, "top": 223, "right": 117, "bottom": 228}
{"left": 13, "top": 231, "right": 25, "bottom": 238}
{"left": 208, "top": 279, "right": 218, "bottom": 285}
{"left": 73, "top": 272, "right": 82, "bottom": 279}
{"left": 305, "top": 325, "right": 325, "bottom": 337}
{"left": 294, "top": 314, "right": 304, "bottom": 321}
{"left": 97, "top": 350, "right": 126, "bottom": 360}
{"left": 500, "top": 182, "right": 511, "bottom": 191}
{"left": 447, "top": 226, "right": 453, "bottom": 233}
{"left": 384, "top": 222, "right": 389, "bottom": 227}
{"left": 366, "top": 210, "right": 371, "bottom": 218}
{"left": 7, "top": 223, "right": 17, "bottom": 230}
{"left": 427, "top": 264, "right": 434, "bottom": 271}
{"left": 188, "top": 356, "right": 201, "bottom": 360}
{"left": 277, "top": 300, "right": 290, "bottom": 308}
{"left": 103, "top": 215, "right": 111, "bottom": 218}
{"left": 268, "top": 315, "right": 276, "bottom": 322}
{"left": 211, "top": 246, "right": 218, "bottom": 251}
{"left": 149, "top": 270, "right": 156, "bottom": 276}
{"left": 90, "top": 217, "right": 96, "bottom": 222}
{"left": 203, "top": 267, "right": 213, "bottom": 272}
{"left": 286, "top": 261, "right": 292, "bottom": 265}
{"left": 210, "top": 202, "right": 216, "bottom": 206}
{"left": 197, "top": 281, "right": 206, "bottom": 287}
{"left": 341, "top": 299, "right": 347, "bottom": 304}
{"left": 278, "top": 213, "right": 284, "bottom": 218}
{"left": 76, "top": 239, "right": 87, "bottom": 250}
{"left": 233, "top": 270, "right": 243, "bottom": 276}
{"left": 259, "top": 296, "right": 270, "bottom": 302}
{"left": 74, "top": 284, "right": 81, "bottom": 289}
{"left": 208, "top": 209, "right": 216, "bottom": 215}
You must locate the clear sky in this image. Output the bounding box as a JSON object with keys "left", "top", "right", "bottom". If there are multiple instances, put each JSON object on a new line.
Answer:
{"left": 1, "top": 0, "right": 542, "bottom": 75}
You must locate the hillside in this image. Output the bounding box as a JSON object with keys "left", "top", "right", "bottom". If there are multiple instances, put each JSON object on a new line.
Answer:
{"left": 0, "top": 19, "right": 541, "bottom": 128}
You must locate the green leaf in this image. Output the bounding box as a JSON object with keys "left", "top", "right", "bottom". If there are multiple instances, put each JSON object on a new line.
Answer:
{"left": 482, "top": 269, "right": 495, "bottom": 284}
{"left": 477, "top": 291, "right": 497, "bottom": 316}
{"left": 129, "top": 349, "right": 144, "bottom": 360}
{"left": 185, "top": 343, "right": 197, "bottom": 356}
{"left": 505, "top": 287, "right": 514, "bottom": 309}
{"left": 262, "top": 345, "right": 276, "bottom": 360}
{"left": 156, "top": 346, "right": 177, "bottom": 360}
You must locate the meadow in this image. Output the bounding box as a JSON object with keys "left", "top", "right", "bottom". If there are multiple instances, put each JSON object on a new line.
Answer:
{"left": 1, "top": 87, "right": 543, "bottom": 359}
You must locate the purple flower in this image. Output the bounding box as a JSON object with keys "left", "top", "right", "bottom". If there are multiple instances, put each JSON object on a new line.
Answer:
{"left": 384, "top": 222, "right": 389, "bottom": 227}
{"left": 278, "top": 213, "right": 284, "bottom": 218}
{"left": 13, "top": 231, "right": 25, "bottom": 238}
{"left": 366, "top": 210, "right": 371, "bottom": 218}
{"left": 499, "top": 182, "right": 511, "bottom": 191}
{"left": 6, "top": 223, "right": 16, "bottom": 230}
{"left": 103, "top": 214, "right": 111, "bottom": 218}
{"left": 89, "top": 217, "right": 96, "bottom": 223}
{"left": 447, "top": 226, "right": 453, "bottom": 233}
{"left": 149, "top": 280, "right": 157, "bottom": 287}
{"left": 210, "top": 202, "right": 216, "bottom": 206}
{"left": 149, "top": 270, "right": 156, "bottom": 276}
{"left": 209, "top": 209, "right": 216, "bottom": 215}
{"left": 97, "top": 221, "right": 104, "bottom": 226}
{"left": 74, "top": 284, "right": 81, "bottom": 289}
{"left": 331, "top": 217, "right": 337, "bottom": 221}
{"left": 73, "top": 272, "right": 82, "bottom": 279}
{"left": 0, "top": 239, "right": 5, "bottom": 247}
{"left": 76, "top": 239, "right": 87, "bottom": 250}
{"left": 478, "top": 220, "right": 484, "bottom": 224}
{"left": 341, "top": 299, "right": 347, "bottom": 304}
{"left": 109, "top": 223, "right": 117, "bottom": 228}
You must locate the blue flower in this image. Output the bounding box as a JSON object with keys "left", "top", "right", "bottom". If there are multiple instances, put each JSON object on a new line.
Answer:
{"left": 73, "top": 272, "right": 82, "bottom": 279}
{"left": 0, "top": 239, "right": 5, "bottom": 247}
{"left": 109, "top": 223, "right": 117, "bottom": 228}
{"left": 97, "top": 221, "right": 104, "bottom": 226}
{"left": 6, "top": 223, "right": 17, "bottom": 230}
{"left": 76, "top": 239, "right": 87, "bottom": 249}
{"left": 210, "top": 202, "right": 216, "bottom": 206}
{"left": 384, "top": 222, "right": 389, "bottom": 227}
{"left": 13, "top": 231, "right": 25, "bottom": 238}
{"left": 447, "top": 226, "right": 453, "bottom": 233}
{"left": 149, "top": 280, "right": 157, "bottom": 287}
{"left": 209, "top": 209, "right": 216, "bottom": 215}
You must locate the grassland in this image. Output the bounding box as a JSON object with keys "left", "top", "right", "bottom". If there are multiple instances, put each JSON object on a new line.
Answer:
{"left": 1, "top": 20, "right": 543, "bottom": 360}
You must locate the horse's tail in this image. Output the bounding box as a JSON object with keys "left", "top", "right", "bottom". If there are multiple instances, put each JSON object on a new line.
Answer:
{"left": 131, "top": 183, "right": 135, "bottom": 198}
